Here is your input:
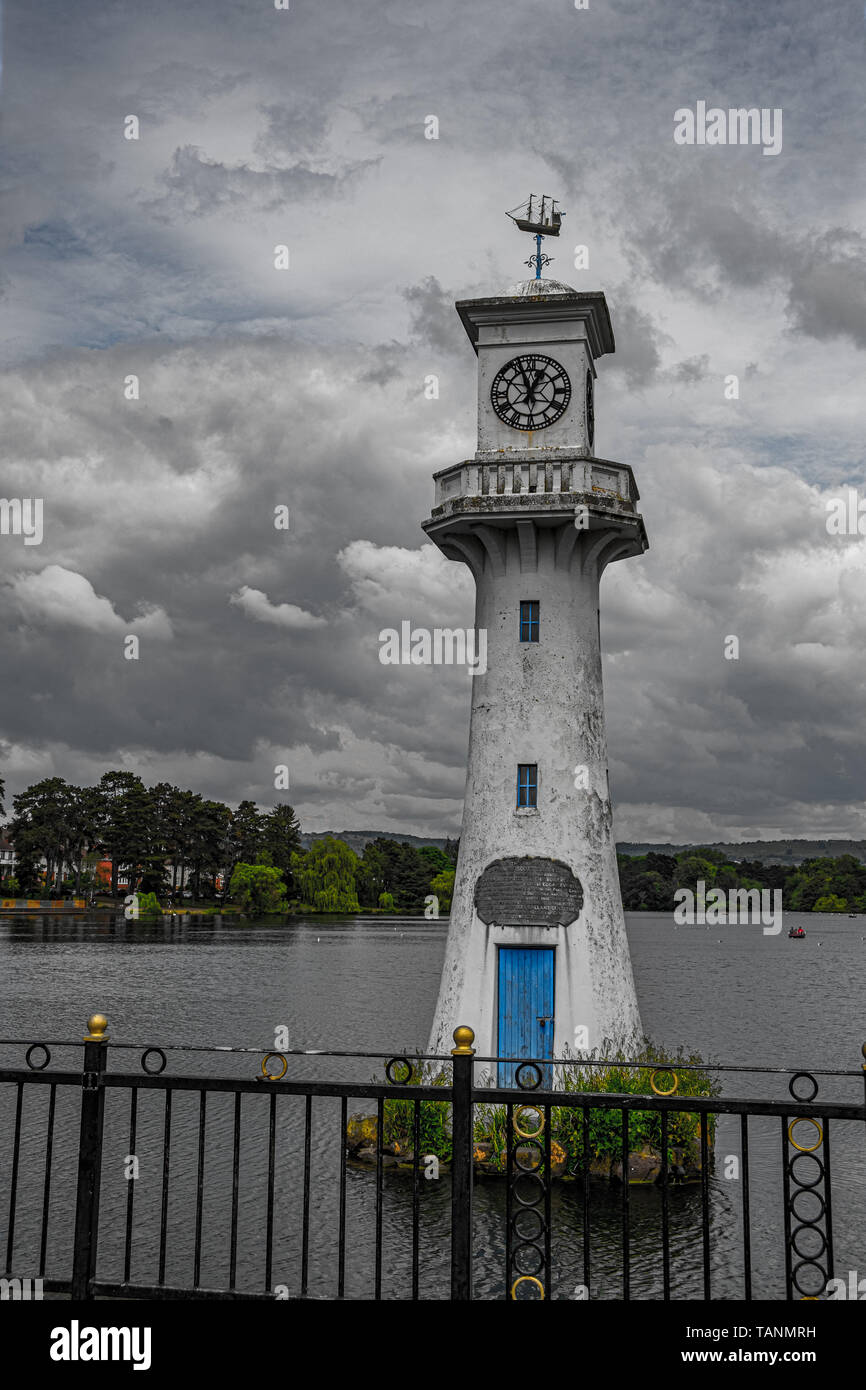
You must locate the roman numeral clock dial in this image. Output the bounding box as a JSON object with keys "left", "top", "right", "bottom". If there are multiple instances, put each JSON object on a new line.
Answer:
{"left": 490, "top": 354, "right": 571, "bottom": 431}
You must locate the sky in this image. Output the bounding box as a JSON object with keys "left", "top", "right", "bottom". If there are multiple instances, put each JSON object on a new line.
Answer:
{"left": 1, "top": 0, "right": 865, "bottom": 843}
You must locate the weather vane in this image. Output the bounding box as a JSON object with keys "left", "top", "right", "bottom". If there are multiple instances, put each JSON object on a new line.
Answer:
{"left": 506, "top": 194, "right": 566, "bottom": 279}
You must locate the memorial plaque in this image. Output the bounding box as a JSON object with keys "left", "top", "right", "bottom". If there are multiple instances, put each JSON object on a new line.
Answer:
{"left": 474, "top": 856, "right": 583, "bottom": 927}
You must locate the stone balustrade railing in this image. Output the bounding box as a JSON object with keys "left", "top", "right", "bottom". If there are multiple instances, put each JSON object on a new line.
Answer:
{"left": 432, "top": 457, "right": 634, "bottom": 508}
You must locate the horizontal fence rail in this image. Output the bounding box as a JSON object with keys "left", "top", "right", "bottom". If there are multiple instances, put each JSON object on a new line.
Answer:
{"left": 1, "top": 1017, "right": 864, "bottom": 1301}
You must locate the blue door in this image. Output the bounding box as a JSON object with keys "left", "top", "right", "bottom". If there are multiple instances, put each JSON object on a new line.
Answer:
{"left": 497, "top": 947, "right": 555, "bottom": 1087}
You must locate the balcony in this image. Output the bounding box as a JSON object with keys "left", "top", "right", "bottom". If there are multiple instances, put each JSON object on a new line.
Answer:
{"left": 430, "top": 455, "right": 639, "bottom": 514}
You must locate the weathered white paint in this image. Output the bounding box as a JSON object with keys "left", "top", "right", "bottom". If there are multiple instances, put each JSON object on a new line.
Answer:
{"left": 423, "top": 279, "right": 647, "bottom": 1070}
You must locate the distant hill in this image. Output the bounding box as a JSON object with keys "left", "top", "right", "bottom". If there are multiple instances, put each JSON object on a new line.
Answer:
{"left": 298, "top": 832, "right": 866, "bottom": 867}
{"left": 617, "top": 840, "right": 866, "bottom": 866}
{"left": 299, "top": 830, "right": 451, "bottom": 854}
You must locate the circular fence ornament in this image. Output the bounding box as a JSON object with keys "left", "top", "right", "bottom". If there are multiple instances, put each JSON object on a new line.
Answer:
{"left": 260, "top": 1052, "right": 288, "bottom": 1081}
{"left": 25, "top": 1043, "right": 51, "bottom": 1071}
{"left": 140, "top": 1047, "right": 167, "bottom": 1075}
{"left": 788, "top": 1118, "right": 823, "bottom": 1154}
{"left": 510, "top": 1275, "right": 545, "bottom": 1300}
{"left": 650, "top": 1069, "right": 678, "bottom": 1096}
{"left": 515, "top": 1062, "right": 543, "bottom": 1091}
{"left": 385, "top": 1057, "right": 414, "bottom": 1085}
{"left": 513, "top": 1105, "right": 545, "bottom": 1139}
{"left": 788, "top": 1071, "right": 819, "bottom": 1103}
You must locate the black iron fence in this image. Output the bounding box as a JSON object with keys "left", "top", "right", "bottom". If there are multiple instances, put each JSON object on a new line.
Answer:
{"left": 2, "top": 1016, "right": 864, "bottom": 1300}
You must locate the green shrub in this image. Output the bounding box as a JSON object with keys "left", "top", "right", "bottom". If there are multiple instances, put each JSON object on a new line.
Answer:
{"left": 379, "top": 1039, "right": 720, "bottom": 1175}
{"left": 380, "top": 1061, "right": 454, "bottom": 1161}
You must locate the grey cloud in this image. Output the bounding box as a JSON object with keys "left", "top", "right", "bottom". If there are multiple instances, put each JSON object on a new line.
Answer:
{"left": 146, "top": 145, "right": 376, "bottom": 220}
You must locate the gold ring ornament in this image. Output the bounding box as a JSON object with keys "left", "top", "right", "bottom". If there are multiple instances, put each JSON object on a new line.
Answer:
{"left": 511, "top": 1275, "right": 545, "bottom": 1299}
{"left": 513, "top": 1105, "right": 545, "bottom": 1139}
{"left": 788, "top": 1118, "right": 823, "bottom": 1153}
{"left": 261, "top": 1052, "right": 288, "bottom": 1081}
{"left": 650, "top": 1069, "right": 678, "bottom": 1096}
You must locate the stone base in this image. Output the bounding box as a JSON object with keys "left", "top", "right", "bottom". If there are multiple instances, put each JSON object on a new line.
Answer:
{"left": 346, "top": 1114, "right": 705, "bottom": 1184}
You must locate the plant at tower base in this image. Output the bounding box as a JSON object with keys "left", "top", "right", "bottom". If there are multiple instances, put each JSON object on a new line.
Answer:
{"left": 361, "top": 1043, "right": 720, "bottom": 1183}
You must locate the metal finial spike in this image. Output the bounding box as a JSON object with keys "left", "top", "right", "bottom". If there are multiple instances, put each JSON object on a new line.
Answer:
{"left": 84, "top": 1013, "right": 109, "bottom": 1041}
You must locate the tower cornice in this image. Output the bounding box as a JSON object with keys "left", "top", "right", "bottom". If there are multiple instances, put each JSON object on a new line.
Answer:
{"left": 455, "top": 291, "right": 615, "bottom": 360}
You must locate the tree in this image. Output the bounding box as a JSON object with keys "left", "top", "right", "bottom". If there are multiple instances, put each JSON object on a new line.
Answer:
{"left": 262, "top": 805, "right": 302, "bottom": 889}
{"left": 291, "top": 837, "right": 360, "bottom": 912}
{"left": 357, "top": 838, "right": 435, "bottom": 910}
{"left": 9, "top": 777, "right": 80, "bottom": 895}
{"left": 813, "top": 893, "right": 847, "bottom": 913}
{"left": 430, "top": 868, "right": 455, "bottom": 912}
{"left": 419, "top": 844, "right": 453, "bottom": 876}
{"left": 97, "top": 771, "right": 146, "bottom": 896}
{"left": 225, "top": 801, "right": 266, "bottom": 886}
{"left": 229, "top": 862, "right": 288, "bottom": 915}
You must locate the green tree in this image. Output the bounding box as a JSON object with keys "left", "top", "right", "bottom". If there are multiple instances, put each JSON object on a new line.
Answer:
{"left": 291, "top": 836, "right": 360, "bottom": 912}
{"left": 430, "top": 868, "right": 455, "bottom": 912}
{"left": 97, "top": 771, "right": 146, "bottom": 896}
{"left": 813, "top": 893, "right": 847, "bottom": 913}
{"left": 358, "top": 838, "right": 434, "bottom": 910}
{"left": 229, "top": 861, "right": 288, "bottom": 915}
{"left": 225, "top": 801, "right": 266, "bottom": 886}
{"left": 9, "top": 777, "right": 80, "bottom": 895}
{"left": 419, "top": 845, "right": 453, "bottom": 876}
{"left": 262, "top": 805, "right": 302, "bottom": 889}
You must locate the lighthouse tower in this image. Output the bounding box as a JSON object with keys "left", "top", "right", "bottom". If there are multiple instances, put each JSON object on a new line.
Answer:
{"left": 424, "top": 199, "right": 648, "bottom": 1079}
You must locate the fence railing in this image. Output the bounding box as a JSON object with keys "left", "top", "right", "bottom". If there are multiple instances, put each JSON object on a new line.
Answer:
{"left": 1, "top": 1016, "right": 864, "bottom": 1301}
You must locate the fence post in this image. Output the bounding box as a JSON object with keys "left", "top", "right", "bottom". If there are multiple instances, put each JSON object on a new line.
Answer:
{"left": 71, "top": 1012, "right": 109, "bottom": 1300}
{"left": 450, "top": 1024, "right": 475, "bottom": 1300}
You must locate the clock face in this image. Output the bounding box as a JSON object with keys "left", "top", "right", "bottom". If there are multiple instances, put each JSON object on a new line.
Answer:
{"left": 490, "top": 354, "right": 571, "bottom": 431}
{"left": 585, "top": 370, "right": 594, "bottom": 451}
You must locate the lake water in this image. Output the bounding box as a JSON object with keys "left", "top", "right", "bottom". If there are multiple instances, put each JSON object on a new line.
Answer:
{"left": 1, "top": 910, "right": 864, "bottom": 1299}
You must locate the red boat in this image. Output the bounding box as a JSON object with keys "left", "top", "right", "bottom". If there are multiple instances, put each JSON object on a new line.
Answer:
{"left": 788, "top": 926, "right": 806, "bottom": 939}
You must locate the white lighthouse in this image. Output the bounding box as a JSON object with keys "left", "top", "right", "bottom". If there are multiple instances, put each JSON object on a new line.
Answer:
{"left": 425, "top": 198, "right": 647, "bottom": 1079}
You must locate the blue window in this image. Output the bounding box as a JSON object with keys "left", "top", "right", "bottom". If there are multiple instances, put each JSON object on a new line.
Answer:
{"left": 517, "top": 764, "right": 537, "bottom": 808}
{"left": 519, "top": 600, "right": 539, "bottom": 643}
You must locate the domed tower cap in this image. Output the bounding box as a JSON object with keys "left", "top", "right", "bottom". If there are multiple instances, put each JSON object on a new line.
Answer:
{"left": 507, "top": 276, "right": 578, "bottom": 297}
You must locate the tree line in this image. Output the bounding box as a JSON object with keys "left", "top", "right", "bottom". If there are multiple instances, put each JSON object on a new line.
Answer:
{"left": 3, "top": 764, "right": 859, "bottom": 916}
{"left": 618, "top": 849, "right": 866, "bottom": 913}
{"left": 1, "top": 771, "right": 302, "bottom": 900}
{"left": 0, "top": 771, "right": 458, "bottom": 914}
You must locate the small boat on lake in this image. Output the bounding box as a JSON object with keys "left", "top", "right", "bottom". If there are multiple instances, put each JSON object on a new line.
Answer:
{"left": 788, "top": 926, "right": 806, "bottom": 939}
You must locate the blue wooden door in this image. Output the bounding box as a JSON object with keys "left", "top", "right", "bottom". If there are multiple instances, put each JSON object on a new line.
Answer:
{"left": 497, "top": 947, "right": 555, "bottom": 1087}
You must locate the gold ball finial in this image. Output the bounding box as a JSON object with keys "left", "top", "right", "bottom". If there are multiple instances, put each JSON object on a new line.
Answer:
{"left": 451, "top": 1025, "right": 476, "bottom": 1056}
{"left": 84, "top": 1013, "right": 109, "bottom": 1042}
{"left": 861, "top": 1042, "right": 866, "bottom": 1070}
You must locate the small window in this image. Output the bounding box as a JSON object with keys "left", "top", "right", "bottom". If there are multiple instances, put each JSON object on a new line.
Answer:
{"left": 517, "top": 764, "right": 538, "bottom": 808}
{"left": 519, "top": 600, "right": 539, "bottom": 643}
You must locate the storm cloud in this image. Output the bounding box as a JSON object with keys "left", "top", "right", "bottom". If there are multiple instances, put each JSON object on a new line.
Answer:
{"left": 0, "top": 0, "right": 864, "bottom": 841}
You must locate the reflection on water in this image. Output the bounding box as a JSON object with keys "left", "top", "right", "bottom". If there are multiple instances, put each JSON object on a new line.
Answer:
{"left": 1, "top": 910, "right": 864, "bottom": 1299}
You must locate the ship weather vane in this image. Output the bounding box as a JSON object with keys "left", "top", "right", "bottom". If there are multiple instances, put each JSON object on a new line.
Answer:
{"left": 506, "top": 194, "right": 566, "bottom": 279}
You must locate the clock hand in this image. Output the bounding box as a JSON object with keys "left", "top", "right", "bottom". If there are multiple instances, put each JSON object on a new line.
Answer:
{"left": 525, "top": 369, "right": 542, "bottom": 406}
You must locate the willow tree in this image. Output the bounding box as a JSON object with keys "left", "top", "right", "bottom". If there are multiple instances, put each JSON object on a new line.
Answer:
{"left": 291, "top": 836, "right": 360, "bottom": 913}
